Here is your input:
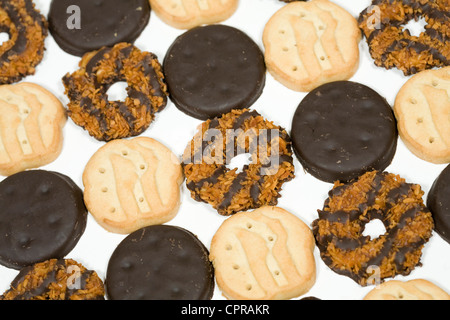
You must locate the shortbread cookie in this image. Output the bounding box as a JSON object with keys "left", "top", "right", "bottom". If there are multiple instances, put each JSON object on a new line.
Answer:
{"left": 149, "top": 0, "right": 239, "bottom": 30}
{"left": 263, "top": 0, "right": 361, "bottom": 92}
{"left": 363, "top": 279, "right": 450, "bottom": 300}
{"left": 210, "top": 206, "right": 316, "bottom": 300}
{"left": 393, "top": 67, "right": 450, "bottom": 164}
{"left": 83, "top": 137, "right": 184, "bottom": 234}
{"left": 0, "top": 82, "right": 66, "bottom": 176}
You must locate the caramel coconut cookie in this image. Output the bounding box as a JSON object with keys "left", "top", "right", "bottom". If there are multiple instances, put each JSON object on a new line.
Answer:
{"left": 149, "top": 0, "right": 239, "bottom": 30}
{"left": 0, "top": 82, "right": 66, "bottom": 176}
{"left": 363, "top": 279, "right": 450, "bottom": 300}
{"left": 0, "top": 0, "right": 48, "bottom": 84}
{"left": 1, "top": 259, "right": 105, "bottom": 300}
{"left": 263, "top": 0, "right": 361, "bottom": 92}
{"left": 210, "top": 206, "right": 316, "bottom": 300}
{"left": 358, "top": 0, "right": 450, "bottom": 76}
{"left": 63, "top": 42, "right": 168, "bottom": 142}
{"left": 182, "top": 109, "right": 295, "bottom": 216}
{"left": 312, "top": 170, "right": 434, "bottom": 286}
{"left": 83, "top": 137, "right": 183, "bottom": 234}
{"left": 393, "top": 66, "right": 450, "bottom": 164}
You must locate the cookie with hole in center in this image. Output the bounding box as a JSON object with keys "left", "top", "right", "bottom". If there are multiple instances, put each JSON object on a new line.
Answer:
{"left": 262, "top": 0, "right": 361, "bottom": 92}
{"left": 209, "top": 206, "right": 316, "bottom": 300}
{"left": 393, "top": 66, "right": 450, "bottom": 164}
{"left": 82, "top": 137, "right": 184, "bottom": 234}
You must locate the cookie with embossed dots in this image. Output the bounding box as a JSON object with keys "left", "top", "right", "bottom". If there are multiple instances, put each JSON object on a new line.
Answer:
{"left": 0, "top": 82, "right": 66, "bottom": 176}
{"left": 210, "top": 206, "right": 316, "bottom": 300}
{"left": 82, "top": 137, "right": 184, "bottom": 234}
{"left": 394, "top": 66, "right": 450, "bottom": 164}
{"left": 263, "top": 0, "right": 361, "bottom": 92}
{"left": 364, "top": 279, "right": 450, "bottom": 300}
{"left": 149, "top": 0, "right": 239, "bottom": 30}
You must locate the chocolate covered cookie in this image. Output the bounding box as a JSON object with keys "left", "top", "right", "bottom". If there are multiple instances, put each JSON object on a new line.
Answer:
{"left": 427, "top": 164, "right": 450, "bottom": 244}
{"left": 106, "top": 225, "right": 215, "bottom": 300}
{"left": 291, "top": 81, "right": 398, "bottom": 183}
{"left": 1, "top": 259, "right": 105, "bottom": 300}
{"left": 163, "top": 24, "right": 266, "bottom": 120}
{"left": 48, "top": 0, "right": 151, "bottom": 56}
{"left": 0, "top": 170, "right": 87, "bottom": 270}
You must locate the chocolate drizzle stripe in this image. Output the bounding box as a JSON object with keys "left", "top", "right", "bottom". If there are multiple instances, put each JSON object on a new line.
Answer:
{"left": 11, "top": 259, "right": 67, "bottom": 300}
{"left": 187, "top": 165, "right": 227, "bottom": 191}
{"left": 218, "top": 169, "right": 249, "bottom": 211}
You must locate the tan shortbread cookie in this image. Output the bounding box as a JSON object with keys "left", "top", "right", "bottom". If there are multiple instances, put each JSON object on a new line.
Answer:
{"left": 262, "top": 0, "right": 361, "bottom": 92}
{"left": 363, "top": 279, "right": 450, "bottom": 300}
{"left": 149, "top": 0, "right": 239, "bottom": 29}
{"left": 83, "top": 137, "right": 184, "bottom": 234}
{"left": 394, "top": 66, "right": 450, "bottom": 164}
{"left": 209, "top": 206, "right": 316, "bottom": 300}
{"left": 0, "top": 82, "right": 66, "bottom": 176}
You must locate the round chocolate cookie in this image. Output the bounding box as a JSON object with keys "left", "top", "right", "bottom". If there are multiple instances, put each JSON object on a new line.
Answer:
{"left": 1, "top": 259, "right": 105, "bottom": 300}
{"left": 106, "top": 225, "right": 215, "bottom": 300}
{"left": 427, "top": 164, "right": 450, "bottom": 244}
{"left": 0, "top": 170, "right": 88, "bottom": 270}
{"left": 48, "top": 0, "right": 151, "bottom": 56}
{"left": 163, "top": 24, "right": 266, "bottom": 120}
{"left": 291, "top": 81, "right": 398, "bottom": 183}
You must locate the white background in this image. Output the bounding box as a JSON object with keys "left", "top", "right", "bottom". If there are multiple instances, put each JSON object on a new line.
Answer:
{"left": 0, "top": 0, "right": 449, "bottom": 300}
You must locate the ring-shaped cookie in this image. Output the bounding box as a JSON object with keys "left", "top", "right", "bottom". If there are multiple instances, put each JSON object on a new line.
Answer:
{"left": 182, "top": 109, "right": 295, "bottom": 216}
{"left": 312, "top": 170, "right": 434, "bottom": 286}
{"left": 358, "top": 0, "right": 450, "bottom": 75}
{"left": 0, "top": 0, "right": 48, "bottom": 84}
{"left": 63, "top": 42, "right": 168, "bottom": 142}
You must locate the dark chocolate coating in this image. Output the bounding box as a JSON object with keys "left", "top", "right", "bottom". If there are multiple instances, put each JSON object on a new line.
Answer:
{"left": 48, "top": 0, "right": 150, "bottom": 56}
{"left": 427, "top": 164, "right": 450, "bottom": 244}
{"left": 163, "top": 24, "right": 266, "bottom": 120}
{"left": 106, "top": 225, "right": 215, "bottom": 300}
{"left": 0, "top": 170, "right": 88, "bottom": 270}
{"left": 291, "top": 81, "right": 397, "bottom": 183}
